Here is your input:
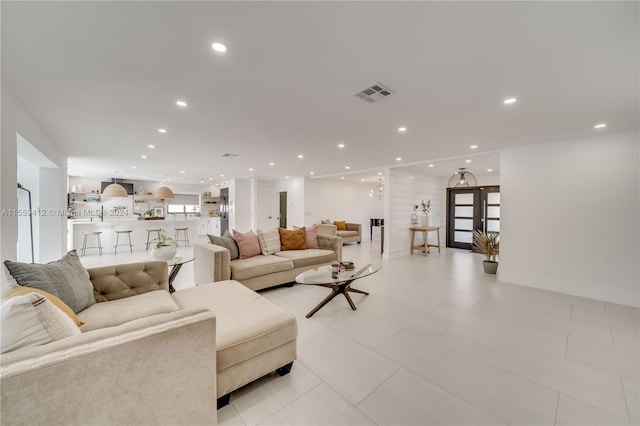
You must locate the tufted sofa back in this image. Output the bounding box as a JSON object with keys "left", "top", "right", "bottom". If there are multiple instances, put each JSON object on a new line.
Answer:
{"left": 88, "top": 261, "right": 169, "bottom": 302}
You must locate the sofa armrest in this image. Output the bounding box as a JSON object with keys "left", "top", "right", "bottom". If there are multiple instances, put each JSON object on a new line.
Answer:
{"left": 1, "top": 308, "right": 217, "bottom": 425}
{"left": 317, "top": 223, "right": 337, "bottom": 236}
{"left": 346, "top": 223, "right": 362, "bottom": 235}
{"left": 88, "top": 261, "right": 169, "bottom": 302}
{"left": 318, "top": 234, "right": 342, "bottom": 262}
{"left": 195, "top": 240, "right": 231, "bottom": 285}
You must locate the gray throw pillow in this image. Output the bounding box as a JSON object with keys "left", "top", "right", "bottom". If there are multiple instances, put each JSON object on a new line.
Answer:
{"left": 3, "top": 250, "right": 95, "bottom": 314}
{"left": 208, "top": 234, "right": 239, "bottom": 260}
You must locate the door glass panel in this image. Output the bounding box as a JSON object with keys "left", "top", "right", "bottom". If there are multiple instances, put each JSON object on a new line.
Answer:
{"left": 487, "top": 192, "right": 500, "bottom": 204}
{"left": 454, "top": 206, "right": 473, "bottom": 217}
{"left": 454, "top": 231, "right": 473, "bottom": 243}
{"left": 487, "top": 206, "right": 500, "bottom": 218}
{"left": 455, "top": 193, "right": 474, "bottom": 204}
{"left": 487, "top": 220, "right": 500, "bottom": 232}
{"left": 455, "top": 218, "right": 473, "bottom": 230}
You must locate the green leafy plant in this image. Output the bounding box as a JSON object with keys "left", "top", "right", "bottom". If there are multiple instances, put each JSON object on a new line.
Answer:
{"left": 472, "top": 229, "right": 499, "bottom": 262}
{"left": 144, "top": 209, "right": 154, "bottom": 217}
{"left": 151, "top": 229, "right": 178, "bottom": 249}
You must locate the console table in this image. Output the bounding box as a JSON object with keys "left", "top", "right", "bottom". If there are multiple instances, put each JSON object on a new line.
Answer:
{"left": 409, "top": 226, "right": 441, "bottom": 256}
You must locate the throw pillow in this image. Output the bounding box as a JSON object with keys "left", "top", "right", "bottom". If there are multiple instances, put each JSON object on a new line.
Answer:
{"left": 334, "top": 220, "right": 347, "bottom": 231}
{"left": 208, "top": 234, "right": 239, "bottom": 260}
{"left": 321, "top": 219, "right": 332, "bottom": 224}
{"left": 257, "top": 228, "right": 281, "bottom": 255}
{"left": 1, "top": 293, "right": 81, "bottom": 354}
{"left": 232, "top": 229, "right": 262, "bottom": 259}
{"left": 4, "top": 250, "right": 95, "bottom": 314}
{"left": 294, "top": 225, "right": 319, "bottom": 249}
{"left": 8, "top": 286, "right": 84, "bottom": 326}
{"left": 279, "top": 227, "right": 307, "bottom": 251}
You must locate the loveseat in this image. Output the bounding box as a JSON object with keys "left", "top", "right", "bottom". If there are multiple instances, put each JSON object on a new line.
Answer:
{"left": 194, "top": 232, "right": 342, "bottom": 291}
{"left": 318, "top": 222, "right": 362, "bottom": 244}
{"left": 1, "top": 258, "right": 297, "bottom": 425}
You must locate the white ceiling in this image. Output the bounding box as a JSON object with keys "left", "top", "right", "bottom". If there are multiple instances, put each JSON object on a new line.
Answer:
{"left": 2, "top": 2, "right": 638, "bottom": 186}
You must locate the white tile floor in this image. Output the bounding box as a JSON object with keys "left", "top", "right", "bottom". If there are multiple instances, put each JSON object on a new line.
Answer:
{"left": 82, "top": 240, "right": 640, "bottom": 425}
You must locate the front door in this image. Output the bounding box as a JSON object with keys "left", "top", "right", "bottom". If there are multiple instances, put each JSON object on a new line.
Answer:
{"left": 446, "top": 186, "right": 500, "bottom": 249}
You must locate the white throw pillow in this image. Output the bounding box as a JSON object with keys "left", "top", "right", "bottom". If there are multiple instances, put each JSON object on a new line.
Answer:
{"left": 257, "top": 228, "right": 282, "bottom": 255}
{"left": 1, "top": 293, "right": 81, "bottom": 354}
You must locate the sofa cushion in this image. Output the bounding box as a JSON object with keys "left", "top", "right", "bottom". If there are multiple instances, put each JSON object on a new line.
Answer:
{"left": 337, "top": 230, "right": 359, "bottom": 238}
{"left": 172, "top": 280, "right": 297, "bottom": 372}
{"left": 77, "top": 290, "right": 180, "bottom": 332}
{"left": 8, "top": 285, "right": 83, "bottom": 326}
{"left": 1, "top": 292, "right": 80, "bottom": 354}
{"left": 294, "top": 225, "right": 319, "bottom": 249}
{"left": 274, "top": 249, "right": 337, "bottom": 268}
{"left": 233, "top": 230, "right": 262, "bottom": 259}
{"left": 334, "top": 220, "right": 347, "bottom": 231}
{"left": 257, "top": 228, "right": 281, "bottom": 255}
{"left": 229, "top": 256, "right": 293, "bottom": 281}
{"left": 3, "top": 250, "right": 95, "bottom": 314}
{"left": 278, "top": 228, "right": 307, "bottom": 251}
{"left": 208, "top": 234, "right": 239, "bottom": 260}
{"left": 89, "top": 261, "right": 169, "bottom": 302}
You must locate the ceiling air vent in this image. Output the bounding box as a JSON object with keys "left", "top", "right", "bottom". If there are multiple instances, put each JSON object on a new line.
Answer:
{"left": 353, "top": 82, "right": 394, "bottom": 103}
{"left": 221, "top": 153, "right": 239, "bottom": 158}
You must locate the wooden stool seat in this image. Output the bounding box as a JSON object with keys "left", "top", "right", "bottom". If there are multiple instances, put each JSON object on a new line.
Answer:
{"left": 81, "top": 231, "right": 103, "bottom": 256}
{"left": 174, "top": 227, "right": 190, "bottom": 247}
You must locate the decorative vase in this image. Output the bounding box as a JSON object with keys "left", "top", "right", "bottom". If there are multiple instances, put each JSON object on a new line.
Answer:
{"left": 419, "top": 213, "right": 429, "bottom": 227}
{"left": 151, "top": 246, "right": 177, "bottom": 261}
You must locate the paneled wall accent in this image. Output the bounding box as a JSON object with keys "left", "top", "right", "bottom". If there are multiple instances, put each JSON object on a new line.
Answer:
{"left": 384, "top": 168, "right": 445, "bottom": 259}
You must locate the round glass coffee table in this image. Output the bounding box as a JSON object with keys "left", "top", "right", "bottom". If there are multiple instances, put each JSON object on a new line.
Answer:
{"left": 295, "top": 263, "right": 380, "bottom": 318}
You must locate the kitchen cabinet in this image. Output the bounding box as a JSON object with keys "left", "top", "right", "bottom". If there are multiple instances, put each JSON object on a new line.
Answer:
{"left": 198, "top": 218, "right": 221, "bottom": 237}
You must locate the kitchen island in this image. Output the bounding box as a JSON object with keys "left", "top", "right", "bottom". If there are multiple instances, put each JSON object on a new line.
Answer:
{"left": 68, "top": 217, "right": 199, "bottom": 254}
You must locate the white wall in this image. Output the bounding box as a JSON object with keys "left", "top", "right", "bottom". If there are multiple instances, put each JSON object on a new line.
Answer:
{"left": 500, "top": 130, "right": 639, "bottom": 307}
{"left": 304, "top": 178, "right": 384, "bottom": 238}
{"left": 2, "top": 84, "right": 67, "bottom": 271}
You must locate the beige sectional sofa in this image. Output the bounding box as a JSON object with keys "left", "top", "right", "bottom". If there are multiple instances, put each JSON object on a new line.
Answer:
{"left": 1, "top": 261, "right": 297, "bottom": 425}
{"left": 318, "top": 222, "right": 362, "bottom": 244}
{"left": 194, "top": 234, "right": 342, "bottom": 291}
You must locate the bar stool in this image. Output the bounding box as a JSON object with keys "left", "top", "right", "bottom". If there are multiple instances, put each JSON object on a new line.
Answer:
{"left": 81, "top": 231, "right": 103, "bottom": 257}
{"left": 174, "top": 227, "right": 190, "bottom": 247}
{"left": 114, "top": 230, "right": 133, "bottom": 254}
{"left": 145, "top": 228, "right": 162, "bottom": 251}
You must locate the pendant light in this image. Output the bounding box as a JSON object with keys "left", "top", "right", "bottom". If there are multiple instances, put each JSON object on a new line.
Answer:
{"left": 102, "top": 183, "right": 128, "bottom": 197}
{"left": 153, "top": 185, "right": 175, "bottom": 200}
{"left": 447, "top": 168, "right": 478, "bottom": 187}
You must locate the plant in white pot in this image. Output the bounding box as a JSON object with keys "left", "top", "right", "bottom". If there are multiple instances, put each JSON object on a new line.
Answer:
{"left": 472, "top": 229, "right": 499, "bottom": 274}
{"left": 150, "top": 230, "right": 179, "bottom": 261}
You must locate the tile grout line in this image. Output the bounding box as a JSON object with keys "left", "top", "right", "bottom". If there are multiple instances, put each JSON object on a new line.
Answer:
{"left": 432, "top": 320, "right": 456, "bottom": 341}
{"left": 553, "top": 392, "right": 560, "bottom": 425}
{"left": 620, "top": 376, "right": 631, "bottom": 421}
{"left": 564, "top": 334, "right": 569, "bottom": 359}
{"left": 608, "top": 326, "right": 615, "bottom": 347}
{"left": 354, "top": 365, "right": 401, "bottom": 426}
{"left": 569, "top": 304, "right": 573, "bottom": 318}
{"left": 254, "top": 380, "right": 325, "bottom": 426}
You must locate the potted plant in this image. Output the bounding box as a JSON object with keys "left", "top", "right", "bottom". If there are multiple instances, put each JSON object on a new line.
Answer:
{"left": 472, "top": 229, "right": 499, "bottom": 274}
{"left": 150, "top": 229, "right": 179, "bottom": 261}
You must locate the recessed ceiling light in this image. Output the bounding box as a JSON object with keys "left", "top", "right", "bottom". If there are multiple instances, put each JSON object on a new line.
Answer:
{"left": 470, "top": 145, "right": 478, "bottom": 149}
{"left": 297, "top": 154, "right": 304, "bottom": 159}
{"left": 211, "top": 42, "right": 228, "bottom": 53}
{"left": 126, "top": 175, "right": 131, "bottom": 178}
{"left": 594, "top": 123, "right": 607, "bottom": 129}
{"left": 338, "top": 143, "right": 345, "bottom": 148}
{"left": 158, "top": 129, "right": 167, "bottom": 134}
{"left": 249, "top": 168, "right": 254, "bottom": 171}
{"left": 487, "top": 168, "right": 493, "bottom": 172}
{"left": 180, "top": 170, "right": 185, "bottom": 174}
{"left": 176, "top": 100, "right": 188, "bottom": 107}
{"left": 269, "top": 162, "right": 275, "bottom": 166}
{"left": 503, "top": 98, "right": 517, "bottom": 105}
{"left": 345, "top": 166, "right": 350, "bottom": 170}
{"left": 220, "top": 174, "right": 224, "bottom": 177}
{"left": 361, "top": 179, "right": 365, "bottom": 182}
{"left": 396, "top": 157, "right": 402, "bottom": 161}
{"left": 285, "top": 176, "right": 290, "bottom": 179}
{"left": 466, "top": 159, "right": 471, "bottom": 163}
{"left": 398, "top": 127, "right": 407, "bottom": 132}
{"left": 200, "top": 179, "right": 205, "bottom": 183}
{"left": 309, "top": 172, "right": 314, "bottom": 175}
{"left": 428, "top": 164, "right": 434, "bottom": 167}
{"left": 209, "top": 177, "right": 213, "bottom": 181}
{"left": 148, "top": 144, "right": 155, "bottom": 149}
{"left": 341, "top": 177, "right": 345, "bottom": 180}
{"left": 141, "top": 155, "right": 147, "bottom": 159}
{"left": 378, "top": 172, "right": 382, "bottom": 175}
{"left": 131, "top": 166, "right": 136, "bottom": 169}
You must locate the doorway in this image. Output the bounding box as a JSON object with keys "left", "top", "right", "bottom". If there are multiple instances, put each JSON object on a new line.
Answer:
{"left": 279, "top": 192, "right": 287, "bottom": 228}
{"left": 446, "top": 186, "right": 500, "bottom": 250}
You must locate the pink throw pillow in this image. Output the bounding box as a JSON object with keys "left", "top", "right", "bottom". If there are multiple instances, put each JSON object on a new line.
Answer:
{"left": 294, "top": 225, "right": 319, "bottom": 249}
{"left": 232, "top": 229, "right": 262, "bottom": 259}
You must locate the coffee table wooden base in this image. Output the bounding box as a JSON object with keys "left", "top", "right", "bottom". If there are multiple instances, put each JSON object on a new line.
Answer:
{"left": 306, "top": 282, "right": 369, "bottom": 318}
